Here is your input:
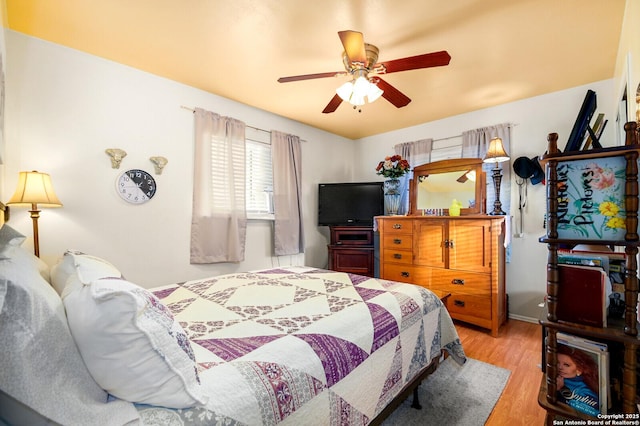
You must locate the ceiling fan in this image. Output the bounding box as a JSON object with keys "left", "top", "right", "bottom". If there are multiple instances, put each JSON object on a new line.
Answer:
{"left": 277, "top": 30, "right": 451, "bottom": 113}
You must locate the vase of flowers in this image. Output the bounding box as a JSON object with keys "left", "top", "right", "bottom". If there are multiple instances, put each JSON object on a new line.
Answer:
{"left": 376, "top": 155, "right": 410, "bottom": 215}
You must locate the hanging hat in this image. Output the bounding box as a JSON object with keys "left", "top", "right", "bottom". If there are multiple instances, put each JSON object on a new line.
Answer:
{"left": 513, "top": 156, "right": 545, "bottom": 185}
{"left": 530, "top": 156, "right": 545, "bottom": 185}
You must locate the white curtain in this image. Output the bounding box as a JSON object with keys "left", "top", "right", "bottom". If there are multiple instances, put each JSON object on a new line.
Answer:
{"left": 190, "top": 108, "right": 247, "bottom": 263}
{"left": 461, "top": 123, "right": 512, "bottom": 218}
{"left": 394, "top": 139, "right": 433, "bottom": 215}
{"left": 271, "top": 131, "right": 304, "bottom": 256}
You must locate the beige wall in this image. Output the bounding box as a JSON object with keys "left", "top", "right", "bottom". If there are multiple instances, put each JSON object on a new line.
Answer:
{"left": 615, "top": 0, "right": 640, "bottom": 124}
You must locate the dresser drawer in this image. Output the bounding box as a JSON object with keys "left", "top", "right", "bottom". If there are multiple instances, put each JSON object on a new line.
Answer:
{"left": 428, "top": 269, "right": 491, "bottom": 296}
{"left": 447, "top": 293, "right": 491, "bottom": 320}
{"left": 382, "top": 234, "right": 413, "bottom": 250}
{"left": 381, "top": 263, "right": 415, "bottom": 284}
{"left": 382, "top": 219, "right": 413, "bottom": 234}
{"left": 383, "top": 249, "right": 413, "bottom": 264}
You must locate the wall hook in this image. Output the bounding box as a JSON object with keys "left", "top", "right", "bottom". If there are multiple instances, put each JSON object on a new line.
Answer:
{"left": 150, "top": 156, "right": 168, "bottom": 174}
{"left": 105, "top": 148, "right": 127, "bottom": 169}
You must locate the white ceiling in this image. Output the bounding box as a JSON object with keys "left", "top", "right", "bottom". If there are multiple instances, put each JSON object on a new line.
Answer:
{"left": 5, "top": 0, "right": 626, "bottom": 139}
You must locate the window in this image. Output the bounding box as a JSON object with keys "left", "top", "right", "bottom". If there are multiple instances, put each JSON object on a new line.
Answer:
{"left": 430, "top": 136, "right": 463, "bottom": 162}
{"left": 245, "top": 127, "right": 274, "bottom": 219}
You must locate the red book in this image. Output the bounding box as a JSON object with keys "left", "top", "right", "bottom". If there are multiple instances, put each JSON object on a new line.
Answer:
{"left": 556, "top": 264, "right": 607, "bottom": 327}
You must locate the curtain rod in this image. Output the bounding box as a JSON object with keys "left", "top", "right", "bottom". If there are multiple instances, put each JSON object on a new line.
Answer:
{"left": 430, "top": 122, "right": 517, "bottom": 143}
{"left": 181, "top": 105, "right": 307, "bottom": 140}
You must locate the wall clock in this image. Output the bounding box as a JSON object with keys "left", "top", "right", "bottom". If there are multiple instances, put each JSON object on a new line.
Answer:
{"left": 116, "top": 169, "right": 156, "bottom": 204}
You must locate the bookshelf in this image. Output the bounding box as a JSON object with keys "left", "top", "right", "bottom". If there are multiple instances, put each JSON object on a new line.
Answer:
{"left": 538, "top": 121, "right": 640, "bottom": 423}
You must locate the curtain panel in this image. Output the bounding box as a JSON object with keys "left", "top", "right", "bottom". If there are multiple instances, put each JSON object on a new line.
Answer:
{"left": 461, "top": 123, "right": 512, "bottom": 219}
{"left": 271, "top": 131, "right": 304, "bottom": 256}
{"left": 394, "top": 139, "right": 433, "bottom": 215}
{"left": 190, "top": 108, "right": 247, "bottom": 263}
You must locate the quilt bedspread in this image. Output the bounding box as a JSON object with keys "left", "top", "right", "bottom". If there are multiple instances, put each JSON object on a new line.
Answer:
{"left": 136, "top": 267, "right": 466, "bottom": 426}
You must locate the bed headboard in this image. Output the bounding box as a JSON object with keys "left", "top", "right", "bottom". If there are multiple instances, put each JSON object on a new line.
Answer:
{"left": 0, "top": 202, "right": 9, "bottom": 225}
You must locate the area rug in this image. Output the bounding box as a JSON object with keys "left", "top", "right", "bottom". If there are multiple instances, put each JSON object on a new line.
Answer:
{"left": 382, "top": 357, "right": 511, "bottom": 426}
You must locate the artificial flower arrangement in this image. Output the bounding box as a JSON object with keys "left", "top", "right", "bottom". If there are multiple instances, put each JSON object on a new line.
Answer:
{"left": 375, "top": 155, "right": 411, "bottom": 178}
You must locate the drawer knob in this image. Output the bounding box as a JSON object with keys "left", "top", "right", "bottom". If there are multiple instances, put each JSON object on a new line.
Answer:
{"left": 393, "top": 253, "right": 403, "bottom": 259}
{"left": 401, "top": 271, "right": 410, "bottom": 278}
{"left": 454, "top": 300, "right": 465, "bottom": 307}
{"left": 452, "top": 278, "right": 465, "bottom": 285}
{"left": 393, "top": 238, "right": 402, "bottom": 244}
{"left": 393, "top": 223, "right": 402, "bottom": 229}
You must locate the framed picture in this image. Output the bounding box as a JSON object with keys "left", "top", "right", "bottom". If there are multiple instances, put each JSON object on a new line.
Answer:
{"left": 556, "top": 154, "right": 627, "bottom": 241}
{"left": 556, "top": 333, "right": 608, "bottom": 416}
{"left": 565, "top": 90, "right": 597, "bottom": 152}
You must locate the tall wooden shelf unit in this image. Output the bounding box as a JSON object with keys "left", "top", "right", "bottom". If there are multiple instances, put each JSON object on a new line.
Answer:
{"left": 538, "top": 122, "right": 640, "bottom": 422}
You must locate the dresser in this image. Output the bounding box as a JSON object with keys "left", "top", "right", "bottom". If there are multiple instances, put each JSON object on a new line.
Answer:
{"left": 377, "top": 215, "right": 506, "bottom": 336}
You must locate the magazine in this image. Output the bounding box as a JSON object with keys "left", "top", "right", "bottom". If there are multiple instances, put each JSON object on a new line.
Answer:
{"left": 556, "top": 333, "right": 609, "bottom": 415}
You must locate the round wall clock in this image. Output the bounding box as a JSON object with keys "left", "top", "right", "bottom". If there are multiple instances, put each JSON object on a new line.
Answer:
{"left": 116, "top": 169, "right": 157, "bottom": 204}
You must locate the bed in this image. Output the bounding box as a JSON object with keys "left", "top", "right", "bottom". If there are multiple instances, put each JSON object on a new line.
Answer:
{"left": 0, "top": 221, "right": 466, "bottom": 426}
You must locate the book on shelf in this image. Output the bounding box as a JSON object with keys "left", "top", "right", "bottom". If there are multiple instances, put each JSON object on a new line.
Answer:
{"left": 558, "top": 249, "right": 626, "bottom": 318}
{"left": 556, "top": 332, "right": 609, "bottom": 415}
{"left": 556, "top": 264, "right": 610, "bottom": 327}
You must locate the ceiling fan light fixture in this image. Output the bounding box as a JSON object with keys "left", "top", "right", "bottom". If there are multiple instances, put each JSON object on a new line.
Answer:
{"left": 336, "top": 81, "right": 354, "bottom": 102}
{"left": 367, "top": 82, "right": 384, "bottom": 103}
{"left": 352, "top": 75, "right": 370, "bottom": 98}
{"left": 350, "top": 93, "right": 366, "bottom": 106}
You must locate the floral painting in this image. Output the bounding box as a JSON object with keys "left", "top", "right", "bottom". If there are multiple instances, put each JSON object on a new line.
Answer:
{"left": 556, "top": 156, "right": 628, "bottom": 240}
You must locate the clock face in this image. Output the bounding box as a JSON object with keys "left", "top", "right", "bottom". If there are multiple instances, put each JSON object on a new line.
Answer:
{"left": 116, "top": 169, "right": 157, "bottom": 204}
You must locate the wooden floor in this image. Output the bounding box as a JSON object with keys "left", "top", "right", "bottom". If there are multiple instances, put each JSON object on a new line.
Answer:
{"left": 454, "top": 318, "right": 547, "bottom": 425}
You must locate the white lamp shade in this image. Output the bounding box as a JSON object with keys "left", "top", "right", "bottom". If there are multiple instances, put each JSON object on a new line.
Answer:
{"left": 352, "top": 76, "right": 370, "bottom": 97}
{"left": 483, "top": 137, "right": 510, "bottom": 163}
{"left": 336, "top": 81, "right": 353, "bottom": 102}
{"left": 367, "top": 82, "right": 384, "bottom": 102}
{"left": 8, "top": 171, "right": 63, "bottom": 207}
{"left": 350, "top": 93, "right": 366, "bottom": 106}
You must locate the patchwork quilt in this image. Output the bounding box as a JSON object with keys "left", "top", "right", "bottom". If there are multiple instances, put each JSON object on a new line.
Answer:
{"left": 136, "top": 267, "right": 466, "bottom": 425}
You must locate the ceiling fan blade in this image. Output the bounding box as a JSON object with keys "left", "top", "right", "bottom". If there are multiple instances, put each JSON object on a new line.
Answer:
{"left": 278, "top": 71, "right": 345, "bottom": 83}
{"left": 377, "top": 51, "right": 451, "bottom": 74}
{"left": 338, "top": 30, "right": 366, "bottom": 64}
{"left": 322, "top": 94, "right": 343, "bottom": 114}
{"left": 375, "top": 78, "right": 411, "bottom": 108}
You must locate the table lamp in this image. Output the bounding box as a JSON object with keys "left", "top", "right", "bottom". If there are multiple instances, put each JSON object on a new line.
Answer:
{"left": 7, "top": 171, "right": 62, "bottom": 257}
{"left": 482, "top": 138, "right": 510, "bottom": 215}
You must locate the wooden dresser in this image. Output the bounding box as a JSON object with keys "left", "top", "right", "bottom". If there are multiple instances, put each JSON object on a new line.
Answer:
{"left": 377, "top": 215, "right": 506, "bottom": 336}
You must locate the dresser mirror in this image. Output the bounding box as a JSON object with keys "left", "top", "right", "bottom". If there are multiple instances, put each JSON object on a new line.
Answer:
{"left": 409, "top": 158, "right": 486, "bottom": 215}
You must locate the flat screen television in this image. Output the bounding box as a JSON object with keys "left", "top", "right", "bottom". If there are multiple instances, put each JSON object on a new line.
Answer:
{"left": 318, "top": 182, "right": 384, "bottom": 226}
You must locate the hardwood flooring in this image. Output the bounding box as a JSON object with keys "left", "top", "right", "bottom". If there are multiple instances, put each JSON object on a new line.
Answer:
{"left": 454, "top": 318, "right": 547, "bottom": 425}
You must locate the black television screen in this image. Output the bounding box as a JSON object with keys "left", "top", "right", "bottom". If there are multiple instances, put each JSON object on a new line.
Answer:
{"left": 318, "top": 182, "right": 384, "bottom": 226}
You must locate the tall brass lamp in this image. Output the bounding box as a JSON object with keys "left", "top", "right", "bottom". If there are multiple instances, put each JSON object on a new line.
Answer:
{"left": 482, "top": 138, "right": 510, "bottom": 216}
{"left": 7, "top": 171, "right": 62, "bottom": 257}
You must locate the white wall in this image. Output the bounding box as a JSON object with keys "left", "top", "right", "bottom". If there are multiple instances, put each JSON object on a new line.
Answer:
{"left": 4, "top": 30, "right": 619, "bottom": 321}
{"left": 354, "top": 79, "right": 616, "bottom": 321}
{"left": 3, "top": 31, "right": 354, "bottom": 287}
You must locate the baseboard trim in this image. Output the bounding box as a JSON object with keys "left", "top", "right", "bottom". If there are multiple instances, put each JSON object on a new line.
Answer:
{"left": 508, "top": 314, "right": 538, "bottom": 324}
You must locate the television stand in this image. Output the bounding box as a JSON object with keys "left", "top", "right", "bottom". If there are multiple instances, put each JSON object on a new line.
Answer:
{"left": 327, "top": 226, "right": 374, "bottom": 277}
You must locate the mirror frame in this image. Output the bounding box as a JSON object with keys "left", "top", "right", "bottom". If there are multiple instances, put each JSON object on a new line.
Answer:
{"left": 409, "top": 158, "right": 486, "bottom": 216}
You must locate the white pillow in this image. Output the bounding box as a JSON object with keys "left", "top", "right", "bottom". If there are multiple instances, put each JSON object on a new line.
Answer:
{"left": 63, "top": 275, "right": 206, "bottom": 408}
{"left": 0, "top": 249, "right": 138, "bottom": 425}
{"left": 0, "top": 224, "right": 26, "bottom": 259}
{"left": 0, "top": 225, "right": 50, "bottom": 283}
{"left": 51, "top": 250, "right": 121, "bottom": 296}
